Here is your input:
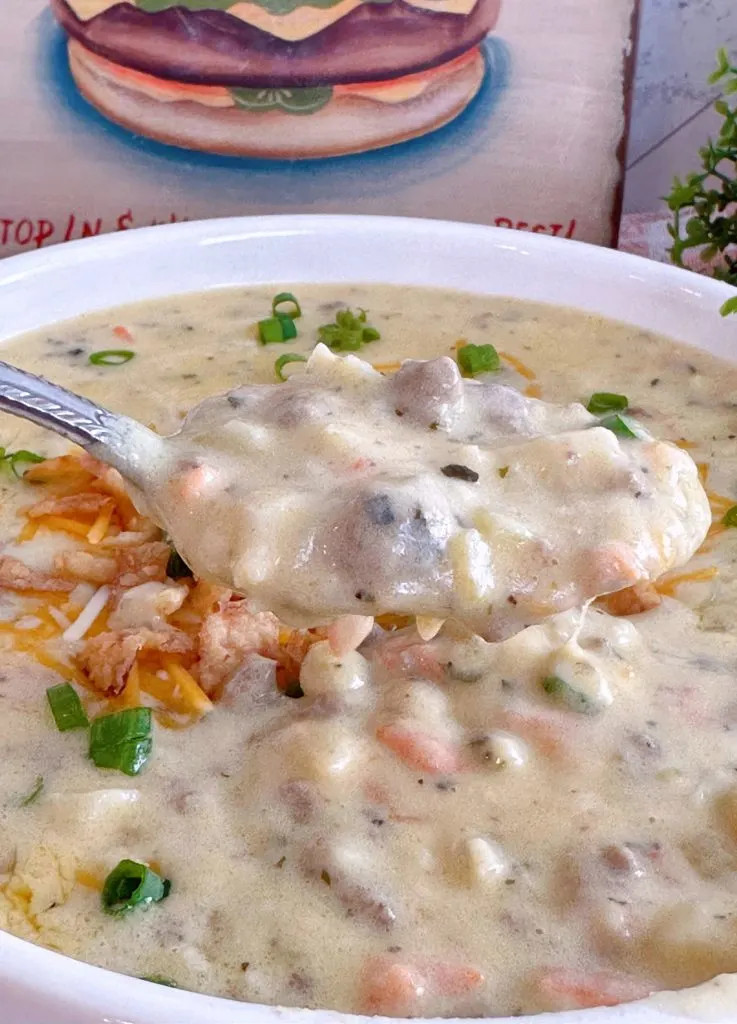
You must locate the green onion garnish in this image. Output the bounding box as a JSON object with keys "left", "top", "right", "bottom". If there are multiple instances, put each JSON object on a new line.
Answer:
{"left": 258, "top": 314, "right": 298, "bottom": 345}
{"left": 275, "top": 353, "right": 308, "bottom": 381}
{"left": 89, "top": 350, "right": 135, "bottom": 366}
{"left": 0, "top": 449, "right": 45, "bottom": 478}
{"left": 542, "top": 675, "right": 600, "bottom": 716}
{"left": 587, "top": 392, "right": 629, "bottom": 414}
{"left": 90, "top": 707, "right": 152, "bottom": 776}
{"left": 599, "top": 413, "right": 640, "bottom": 439}
{"left": 20, "top": 776, "right": 44, "bottom": 807}
{"left": 166, "top": 548, "right": 193, "bottom": 579}
{"left": 102, "top": 859, "right": 171, "bottom": 916}
{"left": 458, "top": 343, "right": 500, "bottom": 377}
{"left": 47, "top": 682, "right": 89, "bottom": 732}
{"left": 317, "top": 308, "right": 380, "bottom": 352}
{"left": 140, "top": 975, "right": 178, "bottom": 987}
{"left": 723, "top": 505, "right": 737, "bottom": 528}
{"left": 272, "top": 292, "right": 302, "bottom": 319}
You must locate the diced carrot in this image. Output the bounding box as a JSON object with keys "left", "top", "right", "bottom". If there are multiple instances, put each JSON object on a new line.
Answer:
{"left": 377, "top": 723, "right": 460, "bottom": 775}
{"left": 534, "top": 968, "right": 654, "bottom": 1010}
{"left": 112, "top": 325, "right": 133, "bottom": 343}
{"left": 496, "top": 710, "right": 569, "bottom": 761}
{"left": 360, "top": 956, "right": 483, "bottom": 1016}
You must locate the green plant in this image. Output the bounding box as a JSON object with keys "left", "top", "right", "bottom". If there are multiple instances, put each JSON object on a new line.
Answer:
{"left": 665, "top": 48, "right": 737, "bottom": 316}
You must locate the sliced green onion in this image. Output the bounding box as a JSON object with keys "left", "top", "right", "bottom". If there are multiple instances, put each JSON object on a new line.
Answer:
{"left": 272, "top": 292, "right": 302, "bottom": 319}
{"left": 46, "top": 682, "right": 89, "bottom": 732}
{"left": 20, "top": 776, "right": 44, "bottom": 807}
{"left": 542, "top": 675, "right": 600, "bottom": 716}
{"left": 89, "top": 349, "right": 135, "bottom": 366}
{"left": 318, "top": 308, "right": 381, "bottom": 352}
{"left": 587, "top": 392, "right": 629, "bottom": 414}
{"left": 140, "top": 975, "right": 178, "bottom": 987}
{"left": 458, "top": 343, "right": 500, "bottom": 377}
{"left": 721, "top": 296, "right": 737, "bottom": 317}
{"left": 258, "top": 314, "right": 298, "bottom": 345}
{"left": 599, "top": 413, "right": 640, "bottom": 439}
{"left": 90, "top": 707, "right": 152, "bottom": 776}
{"left": 722, "top": 505, "right": 737, "bottom": 528}
{"left": 1, "top": 449, "right": 45, "bottom": 478}
{"left": 102, "top": 859, "right": 171, "bottom": 916}
{"left": 275, "top": 353, "right": 308, "bottom": 381}
{"left": 166, "top": 548, "right": 193, "bottom": 579}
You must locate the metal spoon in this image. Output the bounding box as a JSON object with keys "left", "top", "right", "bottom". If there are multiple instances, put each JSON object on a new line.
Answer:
{"left": 0, "top": 359, "right": 164, "bottom": 489}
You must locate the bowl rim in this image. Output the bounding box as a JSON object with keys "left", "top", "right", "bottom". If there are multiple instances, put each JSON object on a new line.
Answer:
{"left": 0, "top": 213, "right": 736, "bottom": 1024}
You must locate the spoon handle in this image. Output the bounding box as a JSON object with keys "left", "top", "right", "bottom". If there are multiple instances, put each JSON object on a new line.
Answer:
{"left": 0, "top": 360, "right": 163, "bottom": 486}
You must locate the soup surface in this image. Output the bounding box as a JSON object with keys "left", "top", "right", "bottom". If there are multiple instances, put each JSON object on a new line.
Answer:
{"left": 1, "top": 285, "right": 737, "bottom": 1018}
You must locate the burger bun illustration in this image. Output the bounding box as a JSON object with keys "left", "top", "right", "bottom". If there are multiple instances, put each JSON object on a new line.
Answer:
{"left": 51, "top": 0, "right": 503, "bottom": 158}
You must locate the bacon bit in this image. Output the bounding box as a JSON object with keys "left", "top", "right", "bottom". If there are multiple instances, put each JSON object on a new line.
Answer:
{"left": 500, "top": 351, "right": 537, "bottom": 381}
{"left": 524, "top": 383, "right": 543, "bottom": 399}
{"left": 598, "top": 581, "right": 662, "bottom": 617}
{"left": 376, "top": 723, "right": 460, "bottom": 775}
{"left": 184, "top": 580, "right": 232, "bottom": 619}
{"left": 656, "top": 566, "right": 718, "bottom": 597}
{"left": 373, "top": 636, "right": 445, "bottom": 682}
{"left": 116, "top": 541, "right": 170, "bottom": 589}
{"left": 177, "top": 463, "right": 220, "bottom": 501}
{"left": 25, "top": 492, "right": 110, "bottom": 520}
{"left": 77, "top": 627, "right": 194, "bottom": 696}
{"left": 350, "top": 456, "right": 377, "bottom": 472}
{"left": 0, "top": 556, "right": 74, "bottom": 593}
{"left": 533, "top": 968, "right": 653, "bottom": 1010}
{"left": 198, "top": 602, "right": 280, "bottom": 696}
{"left": 55, "top": 550, "right": 118, "bottom": 585}
{"left": 112, "top": 325, "right": 133, "bottom": 343}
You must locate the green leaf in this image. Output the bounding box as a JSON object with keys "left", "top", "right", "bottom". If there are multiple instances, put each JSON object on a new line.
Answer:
{"left": 230, "top": 87, "right": 333, "bottom": 116}
{"left": 721, "top": 296, "right": 737, "bottom": 316}
{"left": 46, "top": 683, "right": 89, "bottom": 732}
{"left": 89, "top": 708, "right": 152, "bottom": 776}
{"left": 141, "top": 975, "right": 178, "bottom": 987}
{"left": 102, "top": 859, "right": 171, "bottom": 915}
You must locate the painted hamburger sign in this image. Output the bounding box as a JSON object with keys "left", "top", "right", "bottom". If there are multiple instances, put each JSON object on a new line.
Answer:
{"left": 51, "top": 0, "right": 503, "bottom": 157}
{"left": 0, "top": 0, "right": 637, "bottom": 253}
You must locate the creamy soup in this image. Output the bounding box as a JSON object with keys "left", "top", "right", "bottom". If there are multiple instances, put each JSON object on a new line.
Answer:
{"left": 1, "top": 285, "right": 737, "bottom": 1018}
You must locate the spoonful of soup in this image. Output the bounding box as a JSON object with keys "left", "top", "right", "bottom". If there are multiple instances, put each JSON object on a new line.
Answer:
{"left": 0, "top": 346, "right": 710, "bottom": 641}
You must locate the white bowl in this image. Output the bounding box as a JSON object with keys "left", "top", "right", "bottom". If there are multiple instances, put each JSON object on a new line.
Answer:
{"left": 0, "top": 215, "right": 736, "bottom": 1024}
